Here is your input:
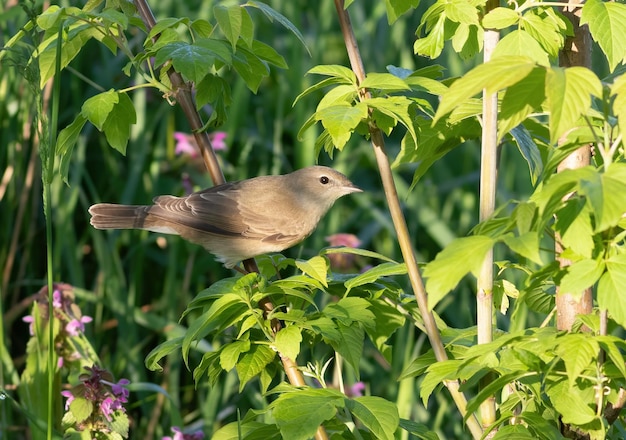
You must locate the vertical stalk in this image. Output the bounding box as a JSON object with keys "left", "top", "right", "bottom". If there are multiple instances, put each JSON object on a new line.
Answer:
{"left": 477, "top": 0, "right": 500, "bottom": 431}
{"left": 333, "top": 1, "right": 482, "bottom": 438}
{"left": 555, "top": 0, "right": 592, "bottom": 331}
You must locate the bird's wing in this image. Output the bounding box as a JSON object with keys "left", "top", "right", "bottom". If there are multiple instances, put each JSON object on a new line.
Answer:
{"left": 150, "top": 182, "right": 307, "bottom": 245}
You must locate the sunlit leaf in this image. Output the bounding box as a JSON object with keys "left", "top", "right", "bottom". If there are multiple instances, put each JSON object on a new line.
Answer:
{"left": 423, "top": 235, "right": 495, "bottom": 309}
{"left": 581, "top": 0, "right": 626, "bottom": 72}
{"left": 545, "top": 67, "right": 602, "bottom": 144}
{"left": 434, "top": 56, "right": 535, "bottom": 121}
{"left": 346, "top": 397, "right": 399, "bottom": 440}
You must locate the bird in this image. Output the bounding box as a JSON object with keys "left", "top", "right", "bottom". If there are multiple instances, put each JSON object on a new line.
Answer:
{"left": 89, "top": 166, "right": 362, "bottom": 268}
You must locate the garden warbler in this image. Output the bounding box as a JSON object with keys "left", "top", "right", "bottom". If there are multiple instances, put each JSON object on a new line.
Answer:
{"left": 89, "top": 166, "right": 361, "bottom": 268}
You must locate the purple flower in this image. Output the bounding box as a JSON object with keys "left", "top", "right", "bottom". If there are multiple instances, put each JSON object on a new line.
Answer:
{"left": 52, "top": 289, "right": 62, "bottom": 309}
{"left": 65, "top": 316, "right": 93, "bottom": 336}
{"left": 61, "top": 390, "right": 74, "bottom": 410}
{"left": 100, "top": 396, "right": 116, "bottom": 421}
{"left": 111, "top": 378, "right": 130, "bottom": 402}
{"left": 174, "top": 131, "right": 227, "bottom": 158}
{"left": 209, "top": 131, "right": 227, "bottom": 150}
{"left": 22, "top": 315, "right": 35, "bottom": 336}
{"left": 163, "top": 426, "right": 204, "bottom": 440}
{"left": 347, "top": 382, "right": 366, "bottom": 397}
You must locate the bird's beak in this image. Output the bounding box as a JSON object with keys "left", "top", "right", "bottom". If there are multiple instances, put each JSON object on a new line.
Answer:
{"left": 346, "top": 183, "right": 362, "bottom": 193}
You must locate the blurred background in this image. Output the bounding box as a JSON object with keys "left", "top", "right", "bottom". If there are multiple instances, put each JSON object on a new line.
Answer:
{"left": 1, "top": 0, "right": 538, "bottom": 438}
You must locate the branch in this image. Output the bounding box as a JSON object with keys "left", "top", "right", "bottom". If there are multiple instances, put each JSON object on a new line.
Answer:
{"left": 333, "top": 1, "right": 483, "bottom": 438}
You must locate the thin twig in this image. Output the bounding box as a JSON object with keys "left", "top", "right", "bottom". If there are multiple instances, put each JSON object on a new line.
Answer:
{"left": 332, "top": 1, "right": 482, "bottom": 438}
{"left": 477, "top": 0, "right": 500, "bottom": 432}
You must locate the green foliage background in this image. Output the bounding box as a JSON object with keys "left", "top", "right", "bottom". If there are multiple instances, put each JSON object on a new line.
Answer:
{"left": 2, "top": 0, "right": 626, "bottom": 439}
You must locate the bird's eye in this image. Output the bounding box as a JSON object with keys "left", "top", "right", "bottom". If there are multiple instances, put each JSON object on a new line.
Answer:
{"left": 320, "top": 176, "right": 330, "bottom": 185}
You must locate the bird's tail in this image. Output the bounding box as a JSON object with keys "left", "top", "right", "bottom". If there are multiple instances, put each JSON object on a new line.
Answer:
{"left": 89, "top": 203, "right": 150, "bottom": 230}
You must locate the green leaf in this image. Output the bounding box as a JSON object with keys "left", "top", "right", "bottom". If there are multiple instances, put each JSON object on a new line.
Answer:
{"left": 81, "top": 89, "right": 118, "bottom": 131}
{"left": 235, "top": 344, "right": 276, "bottom": 389}
{"left": 545, "top": 67, "right": 602, "bottom": 144}
{"left": 598, "top": 253, "right": 626, "bottom": 328}
{"left": 545, "top": 377, "right": 597, "bottom": 425}
{"left": 423, "top": 235, "right": 495, "bottom": 309}
{"left": 146, "top": 17, "right": 188, "bottom": 41}
{"left": 520, "top": 11, "right": 564, "bottom": 57}
{"left": 273, "top": 325, "right": 302, "bottom": 361}
{"left": 220, "top": 340, "right": 251, "bottom": 371}
{"left": 576, "top": 164, "right": 626, "bottom": 232}
{"left": 251, "top": 39, "right": 287, "bottom": 68}
{"left": 384, "top": 0, "right": 420, "bottom": 25}
{"left": 70, "top": 397, "right": 94, "bottom": 423}
{"left": 346, "top": 396, "right": 399, "bottom": 440}
{"left": 366, "top": 301, "right": 406, "bottom": 363}
{"left": 555, "top": 334, "right": 599, "bottom": 387}
{"left": 493, "top": 30, "right": 550, "bottom": 66}
{"left": 182, "top": 293, "right": 248, "bottom": 365}
{"left": 245, "top": 1, "right": 310, "bottom": 55}
{"left": 367, "top": 96, "right": 419, "bottom": 144}
{"left": 360, "top": 72, "right": 410, "bottom": 92}
{"left": 482, "top": 7, "right": 520, "bottom": 29}
{"left": 612, "top": 74, "right": 626, "bottom": 137}
{"left": 581, "top": 0, "right": 626, "bottom": 73}
{"left": 445, "top": 0, "right": 479, "bottom": 25}
{"left": 330, "top": 322, "right": 364, "bottom": 378}
{"left": 232, "top": 46, "right": 270, "bottom": 93}
{"left": 214, "top": 5, "right": 243, "bottom": 50}
{"left": 503, "top": 232, "right": 542, "bottom": 265}
{"left": 37, "top": 23, "right": 100, "bottom": 88}
{"left": 56, "top": 114, "right": 87, "bottom": 184}
{"left": 155, "top": 42, "right": 215, "bottom": 83}
{"left": 315, "top": 103, "right": 367, "bottom": 150}
{"left": 145, "top": 337, "right": 184, "bottom": 371}
{"left": 322, "top": 246, "right": 398, "bottom": 263}
{"left": 509, "top": 125, "right": 543, "bottom": 185}
{"left": 344, "top": 262, "right": 407, "bottom": 293}
{"left": 307, "top": 64, "right": 358, "bottom": 84}
{"left": 194, "top": 38, "right": 233, "bottom": 64}
{"left": 191, "top": 18, "right": 214, "bottom": 38}
{"left": 271, "top": 388, "right": 345, "bottom": 440}
{"left": 420, "top": 360, "right": 463, "bottom": 405}
{"left": 324, "top": 297, "right": 375, "bottom": 327}
{"left": 559, "top": 258, "right": 605, "bottom": 297}
{"left": 295, "top": 255, "right": 329, "bottom": 287}
{"left": 414, "top": 12, "right": 446, "bottom": 59}
{"left": 499, "top": 67, "right": 546, "bottom": 139}
{"left": 492, "top": 425, "right": 536, "bottom": 439}
{"left": 102, "top": 92, "right": 136, "bottom": 155}
{"left": 398, "top": 419, "right": 441, "bottom": 440}
{"left": 434, "top": 56, "right": 535, "bottom": 121}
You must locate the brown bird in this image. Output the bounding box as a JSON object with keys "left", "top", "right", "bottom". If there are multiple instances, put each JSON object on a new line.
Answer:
{"left": 89, "top": 166, "right": 361, "bottom": 268}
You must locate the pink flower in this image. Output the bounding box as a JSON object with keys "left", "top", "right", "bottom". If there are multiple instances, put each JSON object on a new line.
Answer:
{"left": 61, "top": 390, "right": 74, "bottom": 410}
{"left": 100, "top": 396, "right": 117, "bottom": 421}
{"left": 65, "top": 316, "right": 93, "bottom": 336}
{"left": 174, "top": 131, "right": 227, "bottom": 158}
{"left": 326, "top": 233, "right": 361, "bottom": 248}
{"left": 163, "top": 426, "right": 204, "bottom": 440}
{"left": 52, "top": 289, "right": 62, "bottom": 308}
{"left": 174, "top": 132, "right": 198, "bottom": 157}
{"left": 325, "top": 233, "right": 361, "bottom": 270}
{"left": 347, "top": 382, "right": 366, "bottom": 397}
{"left": 22, "top": 315, "right": 35, "bottom": 336}
{"left": 209, "top": 131, "right": 227, "bottom": 150}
